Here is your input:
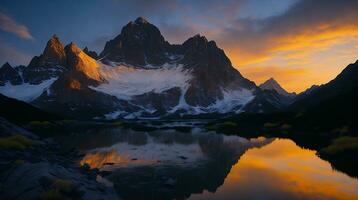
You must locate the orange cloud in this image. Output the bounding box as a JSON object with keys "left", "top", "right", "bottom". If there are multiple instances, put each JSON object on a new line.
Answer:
{"left": 0, "top": 12, "right": 33, "bottom": 40}
{"left": 223, "top": 25, "right": 358, "bottom": 92}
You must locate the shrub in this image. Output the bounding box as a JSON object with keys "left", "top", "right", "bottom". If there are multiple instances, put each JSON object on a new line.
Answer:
{"left": 14, "top": 159, "right": 25, "bottom": 165}
{"left": 264, "top": 122, "right": 277, "bottom": 128}
{"left": 40, "top": 179, "right": 76, "bottom": 200}
{"left": 0, "top": 135, "right": 34, "bottom": 150}
{"left": 40, "top": 189, "right": 61, "bottom": 200}
{"left": 28, "top": 121, "right": 54, "bottom": 129}
{"left": 53, "top": 179, "right": 73, "bottom": 193}
{"left": 112, "top": 121, "right": 123, "bottom": 126}
{"left": 222, "top": 121, "right": 237, "bottom": 127}
{"left": 280, "top": 124, "right": 291, "bottom": 130}
{"left": 321, "top": 137, "right": 358, "bottom": 155}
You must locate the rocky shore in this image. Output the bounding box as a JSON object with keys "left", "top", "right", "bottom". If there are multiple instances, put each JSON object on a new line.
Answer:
{"left": 0, "top": 118, "right": 120, "bottom": 200}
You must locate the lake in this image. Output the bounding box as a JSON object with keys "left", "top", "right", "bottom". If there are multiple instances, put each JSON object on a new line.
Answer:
{"left": 56, "top": 126, "right": 358, "bottom": 200}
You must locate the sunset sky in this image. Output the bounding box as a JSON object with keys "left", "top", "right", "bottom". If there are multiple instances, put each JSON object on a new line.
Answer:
{"left": 1, "top": 0, "right": 358, "bottom": 92}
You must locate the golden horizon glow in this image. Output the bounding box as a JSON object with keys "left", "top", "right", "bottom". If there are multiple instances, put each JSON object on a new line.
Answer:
{"left": 224, "top": 26, "right": 358, "bottom": 93}
{"left": 189, "top": 139, "right": 358, "bottom": 200}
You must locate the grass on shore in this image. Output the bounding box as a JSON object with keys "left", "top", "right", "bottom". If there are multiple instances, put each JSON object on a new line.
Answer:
{"left": 320, "top": 137, "right": 358, "bottom": 155}
{"left": 0, "top": 135, "right": 35, "bottom": 150}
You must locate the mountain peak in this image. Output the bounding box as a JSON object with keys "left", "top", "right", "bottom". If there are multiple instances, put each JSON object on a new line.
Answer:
{"left": 46, "top": 34, "right": 64, "bottom": 52}
{"left": 192, "top": 34, "right": 208, "bottom": 42}
{"left": 32, "top": 34, "right": 67, "bottom": 67}
{"left": 134, "top": 17, "right": 149, "bottom": 24}
{"left": 0, "top": 62, "right": 22, "bottom": 86}
{"left": 99, "top": 17, "right": 168, "bottom": 65}
{"left": 265, "top": 77, "right": 279, "bottom": 85}
{"left": 65, "top": 42, "right": 101, "bottom": 82}
{"left": 1, "top": 62, "right": 12, "bottom": 69}
{"left": 260, "top": 78, "right": 293, "bottom": 97}
{"left": 83, "top": 46, "right": 98, "bottom": 59}
{"left": 65, "top": 42, "right": 81, "bottom": 54}
{"left": 50, "top": 34, "right": 60, "bottom": 41}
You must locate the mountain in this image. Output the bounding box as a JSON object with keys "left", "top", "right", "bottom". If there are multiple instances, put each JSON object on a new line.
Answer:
{"left": 0, "top": 17, "right": 292, "bottom": 119}
{"left": 100, "top": 17, "right": 170, "bottom": 66}
{"left": 259, "top": 78, "right": 296, "bottom": 97}
{"left": 291, "top": 60, "right": 358, "bottom": 110}
{"left": 294, "top": 84, "right": 320, "bottom": 102}
{"left": 258, "top": 77, "right": 296, "bottom": 107}
{"left": 32, "top": 42, "right": 122, "bottom": 118}
{"left": 24, "top": 35, "right": 66, "bottom": 84}
{"left": 0, "top": 62, "right": 22, "bottom": 86}
{"left": 0, "top": 93, "right": 58, "bottom": 123}
{"left": 280, "top": 60, "right": 358, "bottom": 133}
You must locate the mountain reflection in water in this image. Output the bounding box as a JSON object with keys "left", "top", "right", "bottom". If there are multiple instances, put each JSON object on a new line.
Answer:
{"left": 190, "top": 139, "right": 358, "bottom": 200}
{"left": 58, "top": 128, "right": 358, "bottom": 200}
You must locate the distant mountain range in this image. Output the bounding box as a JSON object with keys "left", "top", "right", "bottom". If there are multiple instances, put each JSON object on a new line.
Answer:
{"left": 0, "top": 17, "right": 355, "bottom": 119}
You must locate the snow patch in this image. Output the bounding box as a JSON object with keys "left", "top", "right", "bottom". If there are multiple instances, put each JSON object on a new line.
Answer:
{"left": 104, "top": 110, "right": 128, "bottom": 120}
{"left": 91, "top": 62, "right": 192, "bottom": 100}
{"left": 208, "top": 89, "right": 255, "bottom": 113}
{"left": 168, "top": 88, "right": 255, "bottom": 115}
{"left": 0, "top": 78, "right": 58, "bottom": 102}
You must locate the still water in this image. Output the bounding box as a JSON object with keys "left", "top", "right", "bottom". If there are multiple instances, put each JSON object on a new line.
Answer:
{"left": 57, "top": 127, "right": 358, "bottom": 200}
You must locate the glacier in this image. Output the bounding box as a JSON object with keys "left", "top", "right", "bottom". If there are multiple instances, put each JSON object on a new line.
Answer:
{"left": 90, "top": 62, "right": 192, "bottom": 100}
{"left": 0, "top": 78, "right": 58, "bottom": 102}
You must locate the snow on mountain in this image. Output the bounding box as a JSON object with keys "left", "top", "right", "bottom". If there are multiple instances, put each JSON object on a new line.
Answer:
{"left": 167, "top": 88, "right": 254, "bottom": 115}
{"left": 0, "top": 17, "right": 293, "bottom": 119}
{"left": 91, "top": 62, "right": 192, "bottom": 100}
{"left": 0, "top": 78, "right": 57, "bottom": 102}
{"left": 91, "top": 61, "right": 254, "bottom": 119}
{"left": 208, "top": 89, "right": 255, "bottom": 113}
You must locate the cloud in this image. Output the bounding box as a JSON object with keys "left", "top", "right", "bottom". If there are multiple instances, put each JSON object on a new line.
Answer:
{"left": 0, "top": 12, "right": 33, "bottom": 40}
{"left": 86, "top": 0, "right": 358, "bottom": 92}
{"left": 216, "top": 0, "right": 358, "bottom": 65}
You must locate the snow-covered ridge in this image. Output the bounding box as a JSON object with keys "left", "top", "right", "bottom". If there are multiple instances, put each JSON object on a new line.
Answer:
{"left": 90, "top": 62, "right": 192, "bottom": 100}
{"left": 0, "top": 78, "right": 58, "bottom": 102}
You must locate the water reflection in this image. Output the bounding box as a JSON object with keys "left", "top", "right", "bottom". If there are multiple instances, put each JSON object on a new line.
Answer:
{"left": 80, "top": 130, "right": 272, "bottom": 170}
{"left": 69, "top": 128, "right": 358, "bottom": 200}
{"left": 190, "top": 139, "right": 358, "bottom": 200}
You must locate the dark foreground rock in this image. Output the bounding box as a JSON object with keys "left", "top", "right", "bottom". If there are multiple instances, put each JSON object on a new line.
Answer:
{"left": 0, "top": 118, "right": 120, "bottom": 200}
